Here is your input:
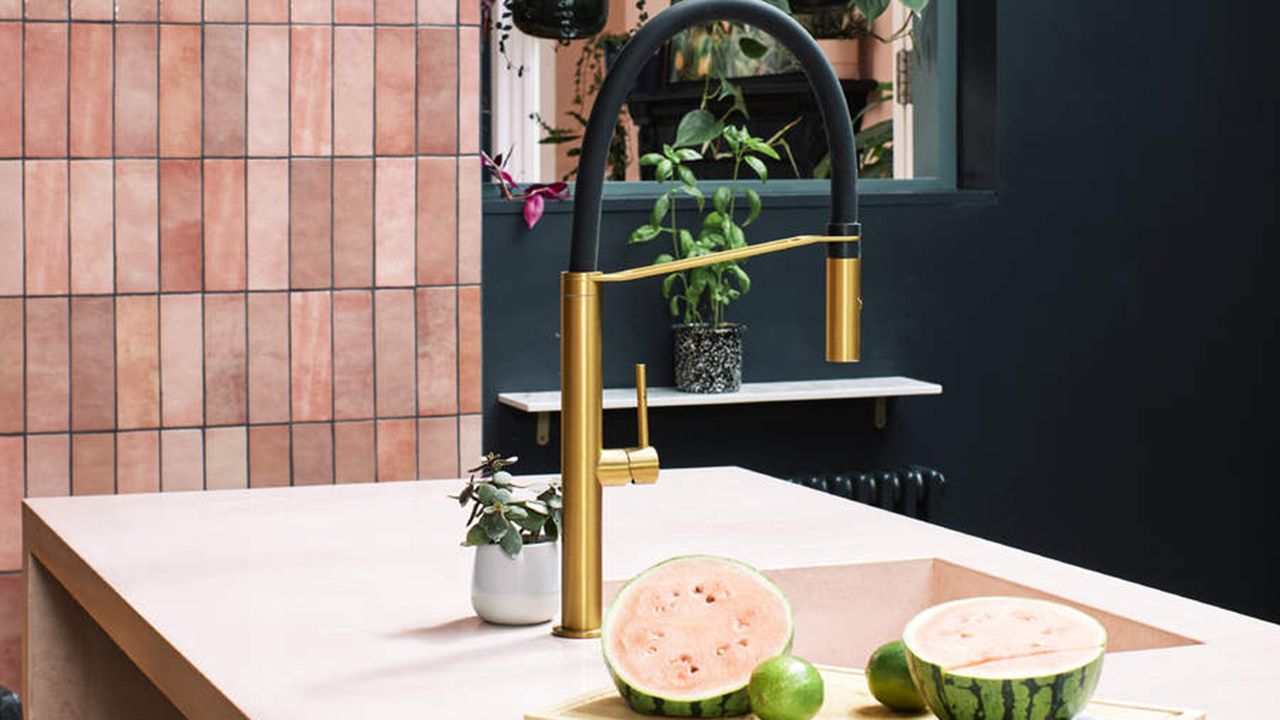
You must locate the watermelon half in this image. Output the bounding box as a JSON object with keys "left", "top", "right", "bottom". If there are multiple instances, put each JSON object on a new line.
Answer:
{"left": 602, "top": 556, "right": 793, "bottom": 717}
{"left": 901, "top": 596, "right": 1107, "bottom": 720}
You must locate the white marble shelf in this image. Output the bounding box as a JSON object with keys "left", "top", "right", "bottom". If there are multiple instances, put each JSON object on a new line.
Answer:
{"left": 498, "top": 376, "right": 942, "bottom": 413}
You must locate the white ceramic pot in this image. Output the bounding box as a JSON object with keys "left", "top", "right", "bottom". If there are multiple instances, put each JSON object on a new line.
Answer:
{"left": 470, "top": 541, "right": 560, "bottom": 625}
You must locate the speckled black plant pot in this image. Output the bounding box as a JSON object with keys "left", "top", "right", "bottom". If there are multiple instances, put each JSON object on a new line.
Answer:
{"left": 672, "top": 324, "right": 744, "bottom": 393}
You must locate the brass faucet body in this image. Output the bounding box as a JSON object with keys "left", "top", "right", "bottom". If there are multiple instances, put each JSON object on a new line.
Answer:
{"left": 553, "top": 235, "right": 860, "bottom": 639}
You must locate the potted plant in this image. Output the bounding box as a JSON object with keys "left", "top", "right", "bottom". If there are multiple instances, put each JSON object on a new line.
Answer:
{"left": 452, "top": 453, "right": 563, "bottom": 625}
{"left": 628, "top": 110, "right": 788, "bottom": 393}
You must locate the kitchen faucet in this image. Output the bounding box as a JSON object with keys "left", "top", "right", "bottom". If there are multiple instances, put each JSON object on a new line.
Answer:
{"left": 554, "top": 0, "right": 862, "bottom": 639}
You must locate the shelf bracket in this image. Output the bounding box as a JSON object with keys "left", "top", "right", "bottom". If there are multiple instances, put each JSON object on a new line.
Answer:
{"left": 874, "top": 397, "right": 887, "bottom": 430}
{"left": 536, "top": 412, "right": 551, "bottom": 446}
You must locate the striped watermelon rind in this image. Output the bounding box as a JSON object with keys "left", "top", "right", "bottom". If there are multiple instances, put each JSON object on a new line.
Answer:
{"left": 601, "top": 555, "right": 794, "bottom": 718}
{"left": 901, "top": 597, "right": 1106, "bottom": 720}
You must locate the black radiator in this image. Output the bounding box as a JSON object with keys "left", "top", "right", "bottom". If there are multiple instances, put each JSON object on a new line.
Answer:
{"left": 786, "top": 466, "right": 947, "bottom": 521}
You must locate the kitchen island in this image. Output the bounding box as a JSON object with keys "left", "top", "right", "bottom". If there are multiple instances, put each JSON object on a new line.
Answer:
{"left": 21, "top": 467, "right": 1280, "bottom": 718}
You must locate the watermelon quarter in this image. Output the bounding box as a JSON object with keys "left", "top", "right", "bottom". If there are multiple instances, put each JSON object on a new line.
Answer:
{"left": 602, "top": 556, "right": 794, "bottom": 717}
{"left": 901, "top": 596, "right": 1107, "bottom": 720}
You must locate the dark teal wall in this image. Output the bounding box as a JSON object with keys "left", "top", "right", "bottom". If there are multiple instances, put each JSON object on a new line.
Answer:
{"left": 482, "top": 2, "right": 1280, "bottom": 620}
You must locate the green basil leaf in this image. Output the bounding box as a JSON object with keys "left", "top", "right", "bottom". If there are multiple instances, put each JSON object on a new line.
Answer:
{"left": 730, "top": 265, "right": 751, "bottom": 294}
{"left": 630, "top": 224, "right": 661, "bottom": 244}
{"left": 744, "top": 155, "right": 767, "bottom": 181}
{"left": 639, "top": 152, "right": 664, "bottom": 166}
{"left": 656, "top": 159, "right": 673, "bottom": 182}
{"left": 712, "top": 185, "right": 731, "bottom": 213}
{"left": 745, "top": 188, "right": 761, "bottom": 227}
{"left": 651, "top": 193, "right": 671, "bottom": 227}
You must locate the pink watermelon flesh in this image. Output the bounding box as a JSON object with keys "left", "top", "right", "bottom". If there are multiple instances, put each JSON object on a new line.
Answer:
{"left": 605, "top": 557, "right": 792, "bottom": 700}
{"left": 905, "top": 596, "right": 1106, "bottom": 678}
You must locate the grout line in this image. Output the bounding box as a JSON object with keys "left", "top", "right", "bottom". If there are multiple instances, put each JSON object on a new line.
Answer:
{"left": 242, "top": 0, "right": 251, "bottom": 487}
{"left": 285, "top": 3, "right": 294, "bottom": 487}
{"left": 199, "top": 16, "right": 208, "bottom": 492}
{"left": 328, "top": 0, "right": 337, "bottom": 484}
{"left": 20, "top": 17, "right": 27, "bottom": 500}
{"left": 412, "top": 0, "right": 421, "bottom": 480}
{"left": 370, "top": 15, "right": 379, "bottom": 483}
{"left": 111, "top": 19, "right": 120, "bottom": 494}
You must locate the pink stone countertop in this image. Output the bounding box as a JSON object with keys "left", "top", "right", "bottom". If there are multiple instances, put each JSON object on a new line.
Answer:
{"left": 22, "top": 467, "right": 1280, "bottom": 719}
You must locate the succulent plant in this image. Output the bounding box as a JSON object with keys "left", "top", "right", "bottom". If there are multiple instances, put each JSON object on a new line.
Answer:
{"left": 452, "top": 452, "right": 563, "bottom": 558}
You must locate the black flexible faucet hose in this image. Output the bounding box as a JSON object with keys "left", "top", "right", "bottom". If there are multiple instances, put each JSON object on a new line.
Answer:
{"left": 568, "top": 0, "right": 861, "bottom": 272}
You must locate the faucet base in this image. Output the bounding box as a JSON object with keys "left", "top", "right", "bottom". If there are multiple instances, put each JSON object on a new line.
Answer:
{"left": 553, "top": 625, "right": 602, "bottom": 639}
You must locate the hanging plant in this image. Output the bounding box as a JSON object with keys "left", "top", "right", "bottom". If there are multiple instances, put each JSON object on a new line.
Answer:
{"left": 507, "top": 0, "right": 609, "bottom": 41}
{"left": 482, "top": 151, "right": 570, "bottom": 228}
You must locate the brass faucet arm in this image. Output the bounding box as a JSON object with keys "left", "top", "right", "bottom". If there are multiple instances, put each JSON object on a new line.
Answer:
{"left": 594, "top": 234, "right": 859, "bottom": 284}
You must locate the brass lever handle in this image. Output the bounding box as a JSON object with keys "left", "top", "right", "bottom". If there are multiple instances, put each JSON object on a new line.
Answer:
{"left": 597, "top": 363, "right": 661, "bottom": 486}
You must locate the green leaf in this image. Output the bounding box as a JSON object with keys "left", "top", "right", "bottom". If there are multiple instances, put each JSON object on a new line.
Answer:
{"left": 730, "top": 265, "right": 751, "bottom": 294}
{"left": 703, "top": 211, "right": 726, "bottom": 232}
{"left": 480, "top": 512, "right": 509, "bottom": 541}
{"left": 727, "top": 223, "right": 745, "bottom": 249}
{"left": 856, "top": 119, "right": 893, "bottom": 151}
{"left": 744, "top": 188, "right": 761, "bottom": 227}
{"left": 677, "top": 164, "right": 697, "bottom": 189}
{"left": 738, "top": 37, "right": 769, "bottom": 60}
{"left": 656, "top": 159, "right": 673, "bottom": 182}
{"left": 515, "top": 512, "right": 546, "bottom": 533}
{"left": 675, "top": 148, "right": 702, "bottom": 163}
{"left": 661, "top": 272, "right": 680, "bottom": 299}
{"left": 812, "top": 153, "right": 831, "bottom": 179}
{"left": 899, "top": 0, "right": 930, "bottom": 12}
{"left": 854, "top": 0, "right": 890, "bottom": 22}
{"left": 505, "top": 505, "right": 528, "bottom": 520}
{"left": 752, "top": 143, "right": 781, "bottom": 161}
{"left": 679, "top": 230, "right": 694, "bottom": 256}
{"left": 669, "top": 294, "right": 682, "bottom": 317}
{"left": 712, "top": 186, "right": 731, "bottom": 214}
{"left": 679, "top": 184, "right": 705, "bottom": 211}
{"left": 463, "top": 523, "right": 488, "bottom": 546}
{"left": 651, "top": 193, "right": 671, "bottom": 227}
{"left": 629, "top": 224, "right": 661, "bottom": 244}
{"left": 499, "top": 528, "right": 523, "bottom": 557}
{"left": 638, "top": 152, "right": 664, "bottom": 166}
{"left": 523, "top": 499, "right": 549, "bottom": 515}
{"left": 674, "top": 109, "right": 721, "bottom": 148}
{"left": 744, "top": 155, "right": 767, "bottom": 181}
{"left": 475, "top": 483, "right": 499, "bottom": 504}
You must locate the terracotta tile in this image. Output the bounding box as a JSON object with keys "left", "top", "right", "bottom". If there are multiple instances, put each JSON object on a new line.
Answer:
{"left": 415, "top": 286, "right": 457, "bottom": 415}
{"left": 0, "top": 0, "right": 17, "bottom": 16}
{"left": 0, "top": 437, "right": 22, "bottom": 569}
{"left": 204, "top": 25, "right": 247, "bottom": 157}
{"left": 333, "top": 26, "right": 373, "bottom": 156}
{"left": 0, "top": 162, "right": 21, "bottom": 295}
{"left": 248, "top": 425, "right": 290, "bottom": 488}
{"left": 458, "top": 0, "right": 480, "bottom": 25}
{"left": 332, "top": 290, "right": 374, "bottom": 420}
{"left": 204, "top": 160, "right": 247, "bottom": 290}
{"left": 291, "top": 0, "right": 330, "bottom": 23}
{"left": 376, "top": 418, "right": 416, "bottom": 481}
{"left": 71, "top": 433, "right": 114, "bottom": 496}
{"left": 204, "top": 293, "right": 247, "bottom": 426}
{"left": 374, "top": 289, "right": 415, "bottom": 417}
{"left": 459, "top": 28, "right": 481, "bottom": 154}
{"left": 115, "top": 24, "right": 159, "bottom": 156}
{"left": 247, "top": 292, "right": 290, "bottom": 423}
{"left": 417, "top": 415, "right": 458, "bottom": 480}
{"left": 458, "top": 157, "right": 482, "bottom": 284}
{"left": 204, "top": 0, "right": 244, "bottom": 22}
{"left": 115, "top": 295, "right": 160, "bottom": 429}
{"left": 416, "top": 156, "right": 457, "bottom": 286}
{"left": 69, "top": 160, "right": 114, "bottom": 295}
{"left": 160, "top": 293, "right": 203, "bottom": 427}
{"left": 70, "top": 23, "right": 113, "bottom": 157}
{"left": 0, "top": 572, "right": 21, "bottom": 691}
{"left": 26, "top": 434, "right": 69, "bottom": 498}
{"left": 24, "top": 160, "right": 68, "bottom": 296}
{"left": 0, "top": 300, "right": 22, "bottom": 434}
{"left": 290, "top": 291, "right": 332, "bottom": 422}
{"left": 247, "top": 26, "right": 289, "bottom": 156}
{"left": 23, "top": 29, "right": 67, "bottom": 152}
{"left": 160, "top": 160, "right": 202, "bottom": 291}
{"left": 333, "top": 420, "right": 373, "bottom": 484}
{"left": 458, "top": 285, "right": 482, "bottom": 414}
{"left": 117, "top": 430, "right": 160, "bottom": 493}
{"left": 290, "top": 27, "right": 332, "bottom": 156}
{"left": 70, "top": 296, "right": 116, "bottom": 432}
{"left": 71, "top": 0, "right": 113, "bottom": 19}
{"left": 376, "top": 0, "right": 413, "bottom": 23}
{"left": 246, "top": 159, "right": 289, "bottom": 289}
{"left": 159, "top": 0, "right": 199, "bottom": 22}
{"left": 289, "top": 158, "right": 332, "bottom": 288}
{"left": 333, "top": 158, "right": 373, "bottom": 287}
{"left": 25, "top": 1, "right": 66, "bottom": 23}
{"left": 459, "top": 414, "right": 483, "bottom": 472}
{"left": 160, "top": 428, "right": 203, "bottom": 491}
{"left": 375, "top": 157, "right": 415, "bottom": 286}
{"left": 374, "top": 27, "right": 414, "bottom": 156}
{"left": 205, "top": 425, "right": 247, "bottom": 490}
{"left": 159, "top": 25, "right": 201, "bottom": 157}
{"left": 0, "top": 24, "right": 23, "bottom": 156}
{"left": 334, "top": 0, "right": 372, "bottom": 24}
{"left": 291, "top": 423, "right": 333, "bottom": 485}
{"left": 26, "top": 298, "right": 69, "bottom": 433}
{"left": 248, "top": 0, "right": 287, "bottom": 22}
{"left": 416, "top": 28, "right": 456, "bottom": 154}
{"left": 116, "top": 0, "right": 158, "bottom": 21}
{"left": 420, "top": 0, "right": 455, "bottom": 25}
{"left": 115, "top": 160, "right": 159, "bottom": 292}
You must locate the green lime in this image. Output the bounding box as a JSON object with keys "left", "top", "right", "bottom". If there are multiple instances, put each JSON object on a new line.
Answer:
{"left": 747, "top": 655, "right": 824, "bottom": 720}
{"left": 865, "top": 640, "right": 926, "bottom": 712}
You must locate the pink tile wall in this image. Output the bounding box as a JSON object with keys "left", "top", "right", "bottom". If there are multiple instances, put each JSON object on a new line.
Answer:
{"left": 0, "top": 4, "right": 485, "bottom": 687}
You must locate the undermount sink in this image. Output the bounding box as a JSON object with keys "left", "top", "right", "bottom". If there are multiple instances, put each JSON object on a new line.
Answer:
{"left": 759, "top": 558, "right": 1200, "bottom": 667}
{"left": 608, "top": 557, "right": 1199, "bottom": 669}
